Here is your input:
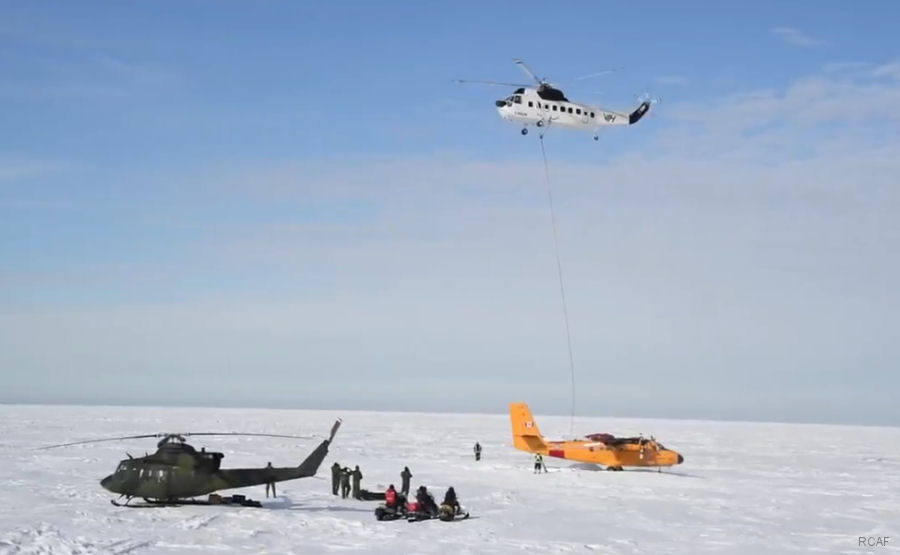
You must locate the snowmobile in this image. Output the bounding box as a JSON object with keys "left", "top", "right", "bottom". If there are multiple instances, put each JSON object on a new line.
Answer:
{"left": 358, "top": 489, "right": 386, "bottom": 501}
{"left": 374, "top": 493, "right": 408, "bottom": 521}
{"left": 405, "top": 500, "right": 470, "bottom": 522}
{"left": 438, "top": 503, "right": 470, "bottom": 522}
{"left": 405, "top": 499, "right": 438, "bottom": 522}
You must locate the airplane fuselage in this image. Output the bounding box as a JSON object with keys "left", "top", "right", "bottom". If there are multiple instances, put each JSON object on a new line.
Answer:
{"left": 509, "top": 402, "right": 683, "bottom": 470}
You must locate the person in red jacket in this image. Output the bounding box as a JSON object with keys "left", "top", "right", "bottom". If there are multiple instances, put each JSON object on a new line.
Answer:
{"left": 385, "top": 484, "right": 398, "bottom": 508}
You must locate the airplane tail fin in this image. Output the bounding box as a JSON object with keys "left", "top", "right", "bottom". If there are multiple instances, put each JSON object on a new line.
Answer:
{"left": 509, "top": 403, "right": 547, "bottom": 452}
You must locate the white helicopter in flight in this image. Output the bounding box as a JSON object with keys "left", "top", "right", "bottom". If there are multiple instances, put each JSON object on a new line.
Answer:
{"left": 456, "top": 59, "right": 658, "bottom": 140}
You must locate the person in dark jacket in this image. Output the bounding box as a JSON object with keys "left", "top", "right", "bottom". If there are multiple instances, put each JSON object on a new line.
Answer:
{"left": 340, "top": 467, "right": 352, "bottom": 499}
{"left": 330, "top": 462, "right": 341, "bottom": 496}
{"left": 474, "top": 442, "right": 482, "bottom": 461}
{"left": 415, "top": 485, "right": 438, "bottom": 516}
{"left": 265, "top": 462, "right": 276, "bottom": 498}
{"left": 400, "top": 466, "right": 412, "bottom": 496}
{"left": 351, "top": 465, "right": 363, "bottom": 499}
{"left": 442, "top": 486, "right": 460, "bottom": 513}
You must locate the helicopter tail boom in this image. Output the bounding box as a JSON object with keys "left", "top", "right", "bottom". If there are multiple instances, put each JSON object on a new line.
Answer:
{"left": 628, "top": 100, "right": 652, "bottom": 124}
{"left": 216, "top": 418, "right": 343, "bottom": 490}
{"left": 296, "top": 418, "right": 342, "bottom": 476}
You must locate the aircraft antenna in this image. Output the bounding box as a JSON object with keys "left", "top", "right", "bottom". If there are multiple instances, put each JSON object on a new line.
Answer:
{"left": 538, "top": 133, "right": 577, "bottom": 436}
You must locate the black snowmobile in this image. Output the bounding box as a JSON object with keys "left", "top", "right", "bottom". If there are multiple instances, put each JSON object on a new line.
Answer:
{"left": 374, "top": 492, "right": 408, "bottom": 521}
{"left": 358, "top": 489, "right": 386, "bottom": 501}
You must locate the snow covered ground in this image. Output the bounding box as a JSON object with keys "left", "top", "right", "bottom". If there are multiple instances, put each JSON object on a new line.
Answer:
{"left": 0, "top": 404, "right": 897, "bottom": 554}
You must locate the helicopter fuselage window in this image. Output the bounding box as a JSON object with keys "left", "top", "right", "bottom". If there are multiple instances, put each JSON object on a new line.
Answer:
{"left": 590, "top": 112, "right": 595, "bottom": 118}
{"left": 552, "top": 105, "right": 557, "bottom": 111}
{"left": 567, "top": 107, "right": 573, "bottom": 113}
{"left": 576, "top": 108, "right": 581, "bottom": 115}
{"left": 528, "top": 101, "right": 533, "bottom": 107}
{"left": 513, "top": 95, "right": 521, "bottom": 104}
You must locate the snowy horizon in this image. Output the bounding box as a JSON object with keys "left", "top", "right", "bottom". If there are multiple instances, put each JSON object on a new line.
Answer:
{"left": 2, "top": 401, "right": 897, "bottom": 430}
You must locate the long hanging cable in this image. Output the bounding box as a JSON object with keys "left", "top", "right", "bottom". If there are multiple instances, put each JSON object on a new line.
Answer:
{"left": 538, "top": 133, "right": 577, "bottom": 436}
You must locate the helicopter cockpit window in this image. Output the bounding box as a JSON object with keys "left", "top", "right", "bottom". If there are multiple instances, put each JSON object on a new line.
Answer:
{"left": 513, "top": 95, "right": 522, "bottom": 104}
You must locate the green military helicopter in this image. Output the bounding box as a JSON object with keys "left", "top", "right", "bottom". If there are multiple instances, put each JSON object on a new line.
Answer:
{"left": 39, "top": 418, "right": 341, "bottom": 507}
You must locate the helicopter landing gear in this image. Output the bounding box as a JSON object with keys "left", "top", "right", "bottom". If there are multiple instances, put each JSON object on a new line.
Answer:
{"left": 521, "top": 127, "right": 528, "bottom": 135}
{"left": 536, "top": 120, "right": 544, "bottom": 127}
{"left": 606, "top": 465, "right": 623, "bottom": 472}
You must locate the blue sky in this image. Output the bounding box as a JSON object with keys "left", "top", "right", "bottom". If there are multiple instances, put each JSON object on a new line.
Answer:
{"left": 2, "top": 1, "right": 899, "bottom": 425}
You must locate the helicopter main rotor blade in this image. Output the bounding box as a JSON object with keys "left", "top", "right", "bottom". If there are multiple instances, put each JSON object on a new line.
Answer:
{"left": 36, "top": 431, "right": 316, "bottom": 450}
{"left": 37, "top": 433, "right": 168, "bottom": 450}
{"left": 453, "top": 79, "right": 531, "bottom": 88}
{"left": 180, "top": 432, "right": 315, "bottom": 440}
{"left": 514, "top": 59, "right": 544, "bottom": 86}
{"left": 575, "top": 67, "right": 624, "bottom": 80}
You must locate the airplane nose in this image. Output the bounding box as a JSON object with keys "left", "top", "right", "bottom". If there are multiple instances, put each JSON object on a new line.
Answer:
{"left": 677, "top": 454, "right": 684, "bottom": 464}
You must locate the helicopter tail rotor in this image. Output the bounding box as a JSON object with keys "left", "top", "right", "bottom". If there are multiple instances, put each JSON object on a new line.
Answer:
{"left": 628, "top": 88, "right": 661, "bottom": 124}
{"left": 634, "top": 88, "right": 662, "bottom": 109}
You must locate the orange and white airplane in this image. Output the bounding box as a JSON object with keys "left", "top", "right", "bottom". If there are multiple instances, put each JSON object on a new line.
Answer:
{"left": 509, "top": 402, "right": 684, "bottom": 471}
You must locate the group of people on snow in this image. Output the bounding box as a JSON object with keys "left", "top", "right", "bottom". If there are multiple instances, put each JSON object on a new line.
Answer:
{"left": 326, "top": 461, "right": 462, "bottom": 518}
{"left": 382, "top": 483, "right": 461, "bottom": 517}
{"left": 330, "top": 462, "right": 364, "bottom": 499}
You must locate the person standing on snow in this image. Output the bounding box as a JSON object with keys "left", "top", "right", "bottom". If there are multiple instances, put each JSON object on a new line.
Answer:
{"left": 474, "top": 442, "right": 482, "bottom": 461}
{"left": 340, "top": 467, "right": 352, "bottom": 498}
{"left": 351, "top": 465, "right": 363, "bottom": 499}
{"left": 533, "top": 453, "right": 546, "bottom": 473}
{"left": 400, "top": 466, "right": 412, "bottom": 496}
{"left": 265, "top": 462, "right": 276, "bottom": 497}
{"left": 330, "top": 462, "right": 341, "bottom": 496}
